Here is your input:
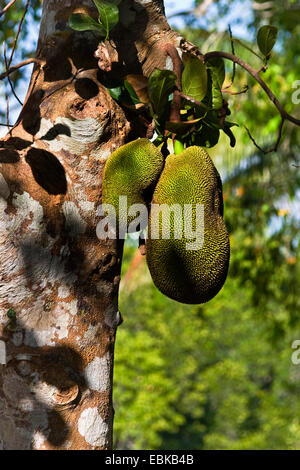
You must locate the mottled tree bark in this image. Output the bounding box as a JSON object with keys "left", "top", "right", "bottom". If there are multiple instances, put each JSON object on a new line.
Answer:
{"left": 0, "top": 0, "right": 181, "bottom": 449}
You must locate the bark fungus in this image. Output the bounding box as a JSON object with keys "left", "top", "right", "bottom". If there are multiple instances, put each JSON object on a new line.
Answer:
{"left": 0, "top": 0, "right": 182, "bottom": 449}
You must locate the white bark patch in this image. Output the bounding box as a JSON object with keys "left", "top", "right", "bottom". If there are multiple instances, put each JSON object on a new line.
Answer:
{"left": 58, "top": 285, "right": 70, "bottom": 299}
{"left": 82, "top": 324, "right": 99, "bottom": 344}
{"left": 34, "top": 380, "right": 62, "bottom": 407}
{"left": 24, "top": 329, "right": 55, "bottom": 347}
{"left": 78, "top": 199, "right": 95, "bottom": 213}
{"left": 0, "top": 250, "right": 32, "bottom": 306}
{"left": 0, "top": 174, "right": 10, "bottom": 199}
{"left": 0, "top": 340, "right": 6, "bottom": 365}
{"left": 90, "top": 146, "right": 111, "bottom": 162}
{"left": 33, "top": 431, "right": 46, "bottom": 450}
{"left": 36, "top": 117, "right": 104, "bottom": 155}
{"left": 12, "top": 191, "right": 44, "bottom": 233}
{"left": 54, "top": 309, "right": 70, "bottom": 340}
{"left": 84, "top": 353, "right": 110, "bottom": 393}
{"left": 72, "top": 183, "right": 95, "bottom": 215}
{"left": 62, "top": 201, "right": 87, "bottom": 237}
{"left": 63, "top": 299, "right": 78, "bottom": 316}
{"left": 78, "top": 407, "right": 108, "bottom": 448}
{"left": 19, "top": 398, "right": 35, "bottom": 412}
{"left": 24, "top": 300, "right": 76, "bottom": 347}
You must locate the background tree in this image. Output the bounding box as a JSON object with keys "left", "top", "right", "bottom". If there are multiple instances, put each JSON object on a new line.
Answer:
{"left": 0, "top": 0, "right": 299, "bottom": 450}
{"left": 113, "top": 0, "right": 300, "bottom": 449}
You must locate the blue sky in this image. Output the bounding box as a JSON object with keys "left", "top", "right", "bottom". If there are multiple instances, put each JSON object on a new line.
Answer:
{"left": 165, "top": 0, "right": 254, "bottom": 40}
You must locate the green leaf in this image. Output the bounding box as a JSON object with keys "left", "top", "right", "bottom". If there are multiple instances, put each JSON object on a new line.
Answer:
{"left": 257, "top": 25, "right": 278, "bottom": 57}
{"left": 165, "top": 118, "right": 202, "bottom": 135}
{"left": 124, "top": 80, "right": 141, "bottom": 104}
{"left": 173, "top": 140, "right": 185, "bottom": 155}
{"left": 193, "top": 123, "right": 220, "bottom": 148}
{"left": 182, "top": 56, "right": 207, "bottom": 102}
{"left": 93, "top": 0, "right": 119, "bottom": 40}
{"left": 223, "top": 124, "right": 236, "bottom": 147}
{"left": 148, "top": 69, "right": 177, "bottom": 118}
{"left": 68, "top": 13, "right": 105, "bottom": 33}
{"left": 107, "top": 86, "right": 122, "bottom": 100}
{"left": 206, "top": 58, "right": 225, "bottom": 110}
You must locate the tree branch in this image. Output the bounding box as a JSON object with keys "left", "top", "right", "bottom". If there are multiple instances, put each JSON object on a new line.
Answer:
{"left": 7, "top": 0, "right": 30, "bottom": 69}
{"left": 245, "top": 118, "right": 284, "bottom": 154}
{"left": 204, "top": 51, "right": 300, "bottom": 127}
{"left": 3, "top": 42, "right": 23, "bottom": 106}
{"left": 0, "top": 57, "right": 41, "bottom": 81}
{"left": 0, "top": 0, "right": 17, "bottom": 18}
{"left": 163, "top": 43, "right": 182, "bottom": 123}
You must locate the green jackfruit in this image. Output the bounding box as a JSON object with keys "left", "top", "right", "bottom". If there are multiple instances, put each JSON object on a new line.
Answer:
{"left": 146, "top": 146, "right": 230, "bottom": 304}
{"left": 102, "top": 138, "right": 164, "bottom": 228}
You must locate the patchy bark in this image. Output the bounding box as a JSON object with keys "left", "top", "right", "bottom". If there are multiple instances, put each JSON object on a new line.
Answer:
{"left": 0, "top": 0, "right": 182, "bottom": 449}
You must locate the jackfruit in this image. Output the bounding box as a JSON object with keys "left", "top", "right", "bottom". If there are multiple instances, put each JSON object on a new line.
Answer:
{"left": 146, "top": 146, "right": 230, "bottom": 304}
{"left": 102, "top": 138, "right": 164, "bottom": 229}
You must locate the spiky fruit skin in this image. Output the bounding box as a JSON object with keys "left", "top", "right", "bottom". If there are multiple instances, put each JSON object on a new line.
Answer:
{"left": 146, "top": 146, "right": 230, "bottom": 304}
{"left": 102, "top": 138, "right": 164, "bottom": 227}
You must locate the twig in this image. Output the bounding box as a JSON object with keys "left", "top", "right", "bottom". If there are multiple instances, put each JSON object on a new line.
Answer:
{"left": 204, "top": 50, "right": 300, "bottom": 126}
{"left": 222, "top": 85, "right": 249, "bottom": 95}
{"left": 228, "top": 25, "right": 236, "bottom": 88}
{"left": 0, "top": 57, "right": 41, "bottom": 80}
{"left": 6, "top": 93, "right": 10, "bottom": 131}
{"left": 3, "top": 42, "right": 23, "bottom": 106}
{"left": 203, "top": 51, "right": 300, "bottom": 152}
{"left": 7, "top": 0, "right": 30, "bottom": 69}
{"left": 222, "top": 25, "right": 236, "bottom": 91}
{"left": 244, "top": 118, "right": 284, "bottom": 154}
{"left": 231, "top": 37, "right": 264, "bottom": 62}
{"left": 0, "top": 0, "right": 17, "bottom": 18}
{"left": 179, "top": 92, "right": 209, "bottom": 110}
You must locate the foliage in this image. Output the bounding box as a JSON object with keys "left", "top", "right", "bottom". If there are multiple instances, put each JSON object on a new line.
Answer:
{"left": 69, "top": 0, "right": 120, "bottom": 40}
{"left": 0, "top": 0, "right": 299, "bottom": 451}
{"left": 114, "top": 234, "right": 299, "bottom": 449}
{"left": 113, "top": 0, "right": 300, "bottom": 450}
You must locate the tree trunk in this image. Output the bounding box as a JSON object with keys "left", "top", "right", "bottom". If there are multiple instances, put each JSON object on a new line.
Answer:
{"left": 0, "top": 0, "right": 181, "bottom": 449}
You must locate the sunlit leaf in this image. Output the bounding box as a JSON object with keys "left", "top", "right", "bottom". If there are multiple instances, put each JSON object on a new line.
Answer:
{"left": 148, "top": 69, "right": 177, "bottom": 118}
{"left": 93, "top": 0, "right": 119, "bottom": 39}
{"left": 223, "top": 122, "right": 237, "bottom": 147}
{"left": 182, "top": 56, "right": 207, "bottom": 102}
{"left": 68, "top": 13, "right": 105, "bottom": 34}
{"left": 193, "top": 123, "right": 220, "bottom": 148}
{"left": 125, "top": 75, "right": 149, "bottom": 103}
{"left": 107, "top": 86, "right": 122, "bottom": 100}
{"left": 257, "top": 25, "right": 278, "bottom": 56}
{"left": 165, "top": 118, "right": 202, "bottom": 135}
{"left": 206, "top": 58, "right": 225, "bottom": 110}
{"left": 124, "top": 80, "right": 142, "bottom": 104}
